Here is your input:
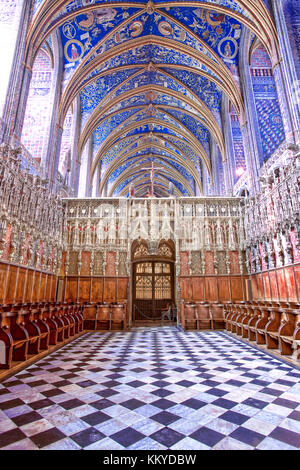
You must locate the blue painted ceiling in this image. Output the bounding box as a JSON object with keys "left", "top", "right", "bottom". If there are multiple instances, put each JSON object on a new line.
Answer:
{"left": 33, "top": 0, "right": 267, "bottom": 197}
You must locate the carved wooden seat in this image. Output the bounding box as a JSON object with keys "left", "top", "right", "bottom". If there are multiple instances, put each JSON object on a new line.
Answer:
{"left": 240, "top": 304, "right": 254, "bottom": 338}
{"left": 74, "top": 304, "right": 84, "bottom": 332}
{"left": 42, "top": 307, "right": 59, "bottom": 345}
{"left": 236, "top": 304, "right": 250, "bottom": 336}
{"left": 232, "top": 304, "right": 246, "bottom": 335}
{"left": 183, "top": 303, "right": 197, "bottom": 330}
{"left": 32, "top": 308, "right": 50, "bottom": 351}
{"left": 97, "top": 304, "right": 111, "bottom": 330}
{"left": 69, "top": 303, "right": 83, "bottom": 334}
{"left": 2, "top": 311, "right": 29, "bottom": 362}
{"left": 0, "top": 310, "right": 13, "bottom": 369}
{"left": 83, "top": 304, "right": 97, "bottom": 330}
{"left": 255, "top": 304, "right": 272, "bottom": 345}
{"left": 19, "top": 309, "right": 41, "bottom": 355}
{"left": 227, "top": 304, "right": 239, "bottom": 333}
{"left": 248, "top": 305, "right": 262, "bottom": 341}
{"left": 279, "top": 311, "right": 299, "bottom": 355}
{"left": 265, "top": 306, "right": 282, "bottom": 350}
{"left": 111, "top": 304, "right": 125, "bottom": 330}
{"left": 54, "top": 306, "right": 71, "bottom": 340}
{"left": 224, "top": 304, "right": 233, "bottom": 331}
{"left": 210, "top": 303, "right": 225, "bottom": 330}
{"left": 49, "top": 307, "right": 65, "bottom": 342}
{"left": 195, "top": 302, "right": 211, "bottom": 330}
{"left": 63, "top": 305, "right": 76, "bottom": 337}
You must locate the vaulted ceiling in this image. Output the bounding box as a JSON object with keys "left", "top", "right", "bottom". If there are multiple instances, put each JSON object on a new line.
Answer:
{"left": 27, "top": 0, "right": 277, "bottom": 197}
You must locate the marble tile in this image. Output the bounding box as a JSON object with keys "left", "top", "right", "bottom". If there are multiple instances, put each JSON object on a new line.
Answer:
{"left": 0, "top": 328, "right": 299, "bottom": 450}
{"left": 20, "top": 418, "right": 54, "bottom": 437}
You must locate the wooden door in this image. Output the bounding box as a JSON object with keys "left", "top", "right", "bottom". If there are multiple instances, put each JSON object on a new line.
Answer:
{"left": 133, "top": 261, "right": 174, "bottom": 320}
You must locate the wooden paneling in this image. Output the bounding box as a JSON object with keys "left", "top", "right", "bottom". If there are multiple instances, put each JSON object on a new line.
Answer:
{"left": 218, "top": 277, "right": 231, "bottom": 302}
{"left": 65, "top": 278, "right": 78, "bottom": 302}
{"left": 179, "top": 275, "right": 246, "bottom": 302}
{"left": 230, "top": 277, "right": 244, "bottom": 301}
{"left": 78, "top": 278, "right": 90, "bottom": 302}
{"left": 62, "top": 276, "right": 130, "bottom": 303}
{"left": 251, "top": 275, "right": 258, "bottom": 300}
{"left": 50, "top": 275, "right": 57, "bottom": 301}
{"left": 91, "top": 278, "right": 103, "bottom": 303}
{"left": 104, "top": 278, "right": 117, "bottom": 303}
{"left": 117, "top": 278, "right": 129, "bottom": 302}
{"left": 263, "top": 272, "right": 271, "bottom": 301}
{"left": 179, "top": 278, "right": 192, "bottom": 301}
{"left": 205, "top": 277, "right": 218, "bottom": 301}
{"left": 277, "top": 268, "right": 287, "bottom": 301}
{"left": 15, "top": 268, "right": 26, "bottom": 303}
{"left": 294, "top": 265, "right": 300, "bottom": 301}
{"left": 269, "top": 270, "right": 279, "bottom": 301}
{"left": 39, "top": 273, "right": 46, "bottom": 301}
{"left": 249, "top": 265, "right": 300, "bottom": 302}
{"left": 25, "top": 269, "right": 33, "bottom": 302}
{"left": 45, "top": 274, "right": 51, "bottom": 300}
{"left": 0, "top": 264, "right": 8, "bottom": 303}
{"left": 192, "top": 277, "right": 204, "bottom": 301}
{"left": 257, "top": 273, "right": 264, "bottom": 300}
{"left": 6, "top": 266, "right": 18, "bottom": 303}
{"left": 0, "top": 262, "right": 57, "bottom": 304}
{"left": 285, "top": 266, "right": 297, "bottom": 302}
{"left": 32, "top": 271, "right": 41, "bottom": 302}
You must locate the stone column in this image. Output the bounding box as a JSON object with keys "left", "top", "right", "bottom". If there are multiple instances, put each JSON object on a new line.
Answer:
{"left": 221, "top": 96, "right": 235, "bottom": 195}
{"left": 42, "top": 31, "right": 64, "bottom": 180}
{"left": 70, "top": 95, "right": 82, "bottom": 196}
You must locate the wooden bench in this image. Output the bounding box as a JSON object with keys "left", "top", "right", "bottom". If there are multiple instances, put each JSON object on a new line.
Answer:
{"left": 182, "top": 303, "right": 197, "bottom": 330}
{"left": 1, "top": 311, "right": 29, "bottom": 362}
{"left": 32, "top": 308, "right": 50, "bottom": 351}
{"left": 224, "top": 304, "right": 233, "bottom": 330}
{"left": 0, "top": 310, "right": 13, "bottom": 369}
{"left": 240, "top": 303, "right": 255, "bottom": 338}
{"left": 75, "top": 303, "right": 84, "bottom": 332}
{"left": 83, "top": 304, "right": 98, "bottom": 330}
{"left": 195, "top": 302, "right": 211, "bottom": 330}
{"left": 255, "top": 304, "right": 271, "bottom": 345}
{"left": 42, "top": 307, "right": 59, "bottom": 345}
{"left": 52, "top": 306, "right": 70, "bottom": 341}
{"left": 228, "top": 304, "right": 238, "bottom": 334}
{"left": 231, "top": 304, "right": 246, "bottom": 335}
{"left": 97, "top": 304, "right": 111, "bottom": 330}
{"left": 247, "top": 304, "right": 262, "bottom": 341}
{"left": 279, "top": 310, "right": 300, "bottom": 356}
{"left": 70, "top": 303, "right": 83, "bottom": 333}
{"left": 62, "top": 304, "right": 76, "bottom": 337}
{"left": 111, "top": 304, "right": 126, "bottom": 330}
{"left": 19, "top": 309, "right": 41, "bottom": 355}
{"left": 236, "top": 304, "right": 250, "bottom": 336}
{"left": 210, "top": 303, "right": 225, "bottom": 330}
{"left": 265, "top": 304, "right": 283, "bottom": 350}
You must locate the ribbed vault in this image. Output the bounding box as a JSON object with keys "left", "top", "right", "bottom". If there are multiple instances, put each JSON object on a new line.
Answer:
{"left": 26, "top": 0, "right": 279, "bottom": 198}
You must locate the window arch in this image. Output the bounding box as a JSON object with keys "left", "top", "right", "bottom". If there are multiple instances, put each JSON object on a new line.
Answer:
{"left": 250, "top": 44, "right": 285, "bottom": 165}
{"left": 21, "top": 48, "right": 54, "bottom": 165}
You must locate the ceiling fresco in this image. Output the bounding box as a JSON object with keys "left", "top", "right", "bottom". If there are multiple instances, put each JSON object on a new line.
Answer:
{"left": 29, "top": 0, "right": 277, "bottom": 197}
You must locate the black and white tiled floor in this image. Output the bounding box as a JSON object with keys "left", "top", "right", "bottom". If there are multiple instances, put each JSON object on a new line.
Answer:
{"left": 0, "top": 327, "right": 299, "bottom": 450}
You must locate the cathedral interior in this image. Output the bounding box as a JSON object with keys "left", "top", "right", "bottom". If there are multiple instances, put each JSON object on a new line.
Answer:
{"left": 0, "top": 0, "right": 300, "bottom": 452}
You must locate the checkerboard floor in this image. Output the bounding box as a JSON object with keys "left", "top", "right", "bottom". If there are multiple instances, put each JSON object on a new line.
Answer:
{"left": 0, "top": 327, "right": 299, "bottom": 450}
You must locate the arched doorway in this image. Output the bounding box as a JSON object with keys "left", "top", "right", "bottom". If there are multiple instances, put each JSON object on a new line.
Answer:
{"left": 132, "top": 240, "right": 175, "bottom": 322}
